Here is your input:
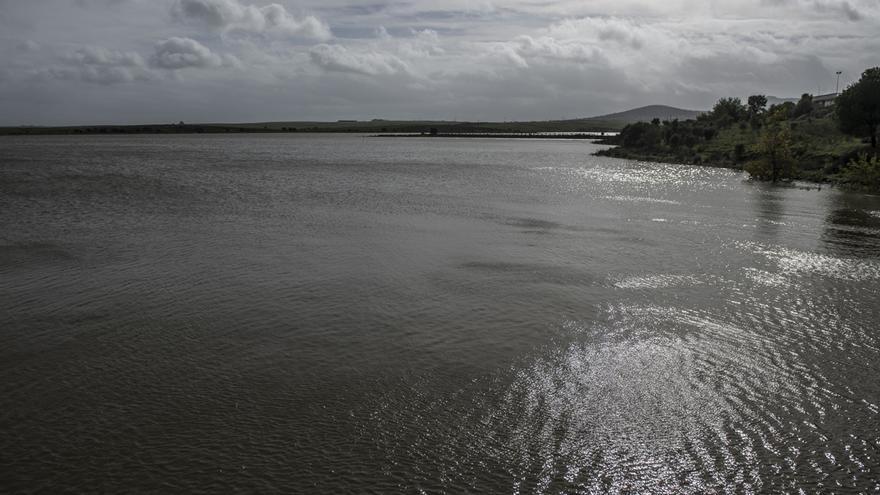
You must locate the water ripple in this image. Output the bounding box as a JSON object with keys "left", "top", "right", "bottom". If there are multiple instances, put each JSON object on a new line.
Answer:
{"left": 737, "top": 241, "right": 880, "bottom": 281}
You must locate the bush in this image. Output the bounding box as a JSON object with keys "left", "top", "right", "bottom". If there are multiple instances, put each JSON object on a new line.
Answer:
{"left": 768, "top": 102, "right": 794, "bottom": 122}
{"left": 842, "top": 154, "right": 880, "bottom": 190}
{"left": 620, "top": 122, "right": 663, "bottom": 149}
{"left": 792, "top": 94, "right": 814, "bottom": 118}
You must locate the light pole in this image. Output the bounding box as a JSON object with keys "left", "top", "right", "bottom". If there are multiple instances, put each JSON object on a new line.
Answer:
{"left": 836, "top": 71, "right": 843, "bottom": 94}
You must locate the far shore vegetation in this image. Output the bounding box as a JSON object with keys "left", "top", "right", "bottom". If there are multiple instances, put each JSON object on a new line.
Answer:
{"left": 0, "top": 118, "right": 621, "bottom": 137}
{"left": 598, "top": 67, "right": 880, "bottom": 192}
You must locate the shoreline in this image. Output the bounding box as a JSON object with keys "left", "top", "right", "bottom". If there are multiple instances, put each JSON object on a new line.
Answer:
{"left": 374, "top": 133, "right": 608, "bottom": 139}
{"left": 594, "top": 146, "right": 844, "bottom": 189}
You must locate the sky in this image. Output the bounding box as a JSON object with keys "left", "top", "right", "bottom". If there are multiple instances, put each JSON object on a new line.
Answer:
{"left": 1, "top": 0, "right": 878, "bottom": 125}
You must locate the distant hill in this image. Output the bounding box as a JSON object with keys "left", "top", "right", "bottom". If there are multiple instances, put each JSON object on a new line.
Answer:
{"left": 584, "top": 105, "right": 705, "bottom": 124}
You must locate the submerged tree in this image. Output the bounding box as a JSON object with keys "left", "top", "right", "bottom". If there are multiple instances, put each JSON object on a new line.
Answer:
{"left": 744, "top": 127, "right": 796, "bottom": 182}
{"left": 837, "top": 67, "right": 880, "bottom": 148}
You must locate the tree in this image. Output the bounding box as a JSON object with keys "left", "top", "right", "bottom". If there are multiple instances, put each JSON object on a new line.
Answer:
{"left": 792, "top": 93, "right": 813, "bottom": 118}
{"left": 620, "top": 122, "right": 662, "bottom": 149}
{"left": 748, "top": 95, "right": 768, "bottom": 115}
{"left": 748, "top": 95, "right": 768, "bottom": 130}
{"left": 836, "top": 67, "right": 880, "bottom": 148}
{"left": 710, "top": 97, "right": 747, "bottom": 126}
{"left": 766, "top": 101, "right": 794, "bottom": 124}
{"left": 744, "top": 127, "right": 796, "bottom": 182}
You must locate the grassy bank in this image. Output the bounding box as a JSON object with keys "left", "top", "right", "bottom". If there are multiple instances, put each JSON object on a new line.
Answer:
{"left": 596, "top": 108, "right": 876, "bottom": 190}
{"left": 598, "top": 69, "right": 880, "bottom": 191}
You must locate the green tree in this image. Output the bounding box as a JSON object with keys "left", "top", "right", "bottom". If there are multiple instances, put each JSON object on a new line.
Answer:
{"left": 620, "top": 122, "right": 662, "bottom": 149}
{"left": 747, "top": 95, "right": 768, "bottom": 115}
{"left": 744, "top": 127, "right": 796, "bottom": 182}
{"left": 767, "top": 102, "right": 794, "bottom": 123}
{"left": 792, "top": 93, "right": 813, "bottom": 118}
{"left": 710, "top": 97, "right": 747, "bottom": 126}
{"left": 747, "top": 95, "right": 768, "bottom": 130}
{"left": 836, "top": 67, "right": 880, "bottom": 148}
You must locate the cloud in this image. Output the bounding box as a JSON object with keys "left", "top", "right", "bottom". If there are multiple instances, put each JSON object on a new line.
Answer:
{"left": 74, "top": 0, "right": 131, "bottom": 6}
{"left": 309, "top": 44, "right": 410, "bottom": 76}
{"left": 37, "top": 65, "right": 141, "bottom": 85}
{"left": 816, "top": 0, "right": 863, "bottom": 21}
{"left": 151, "top": 37, "right": 223, "bottom": 69}
{"left": 762, "top": 0, "right": 864, "bottom": 20}
{"left": 16, "top": 40, "right": 41, "bottom": 52}
{"left": 488, "top": 42, "right": 529, "bottom": 69}
{"left": 66, "top": 46, "right": 145, "bottom": 68}
{"left": 513, "top": 35, "right": 607, "bottom": 64}
{"left": 172, "top": 0, "right": 332, "bottom": 40}
{"left": 29, "top": 45, "right": 151, "bottom": 85}
{"left": 2, "top": 0, "right": 880, "bottom": 124}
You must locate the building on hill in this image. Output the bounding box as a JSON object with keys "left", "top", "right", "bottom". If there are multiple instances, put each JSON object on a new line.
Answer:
{"left": 814, "top": 93, "right": 839, "bottom": 108}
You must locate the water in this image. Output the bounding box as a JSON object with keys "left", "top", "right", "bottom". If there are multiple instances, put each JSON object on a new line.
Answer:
{"left": 1, "top": 134, "right": 879, "bottom": 493}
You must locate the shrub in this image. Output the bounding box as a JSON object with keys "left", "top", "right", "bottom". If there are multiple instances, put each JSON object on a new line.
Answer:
{"left": 842, "top": 154, "right": 880, "bottom": 190}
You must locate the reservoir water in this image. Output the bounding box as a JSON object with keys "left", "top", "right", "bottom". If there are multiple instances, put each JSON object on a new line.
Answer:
{"left": 2, "top": 134, "right": 879, "bottom": 492}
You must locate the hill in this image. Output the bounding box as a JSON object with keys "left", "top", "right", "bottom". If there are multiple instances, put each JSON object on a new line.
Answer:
{"left": 0, "top": 106, "right": 714, "bottom": 136}
{"left": 585, "top": 105, "right": 705, "bottom": 124}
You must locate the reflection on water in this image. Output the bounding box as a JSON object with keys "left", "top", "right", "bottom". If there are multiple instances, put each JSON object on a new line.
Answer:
{"left": 821, "top": 191, "right": 880, "bottom": 258}
{"left": 751, "top": 183, "right": 786, "bottom": 240}
{"left": 1, "top": 134, "right": 879, "bottom": 493}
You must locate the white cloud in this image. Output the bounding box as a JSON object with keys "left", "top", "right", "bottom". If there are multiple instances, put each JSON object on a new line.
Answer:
{"left": 513, "top": 35, "right": 606, "bottom": 64}
{"left": 172, "top": 0, "right": 332, "bottom": 40}
{"left": 488, "top": 42, "right": 529, "bottom": 69}
{"left": 28, "top": 45, "right": 151, "bottom": 85}
{"left": 40, "top": 65, "right": 140, "bottom": 85}
{"left": 66, "top": 46, "right": 145, "bottom": 68}
{"left": 151, "top": 37, "right": 223, "bottom": 69}
{"left": 309, "top": 44, "right": 411, "bottom": 76}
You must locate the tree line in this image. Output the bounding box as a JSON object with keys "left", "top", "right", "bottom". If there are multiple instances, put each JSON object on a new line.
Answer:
{"left": 609, "top": 67, "right": 880, "bottom": 190}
